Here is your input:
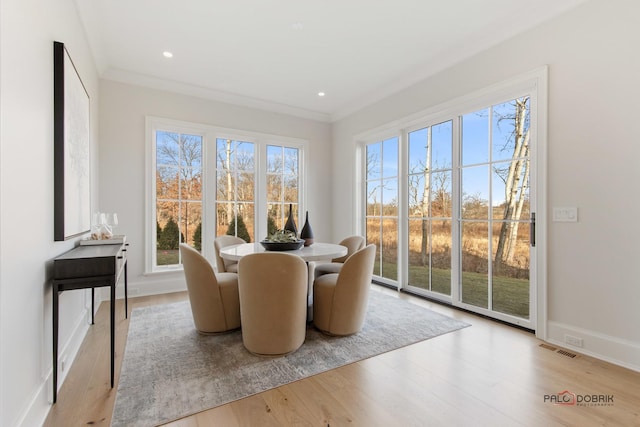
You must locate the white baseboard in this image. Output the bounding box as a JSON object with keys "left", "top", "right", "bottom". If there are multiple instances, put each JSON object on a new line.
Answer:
{"left": 16, "top": 306, "right": 90, "bottom": 427}
{"left": 96, "top": 273, "right": 187, "bottom": 302}
{"left": 29, "top": 276, "right": 185, "bottom": 427}
{"left": 127, "top": 275, "right": 187, "bottom": 298}
{"left": 13, "top": 380, "right": 50, "bottom": 427}
{"left": 53, "top": 307, "right": 91, "bottom": 397}
{"left": 547, "top": 321, "right": 640, "bottom": 372}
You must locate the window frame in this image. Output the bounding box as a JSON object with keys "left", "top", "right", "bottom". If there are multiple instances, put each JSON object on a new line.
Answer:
{"left": 146, "top": 117, "right": 308, "bottom": 274}
{"left": 406, "top": 120, "right": 454, "bottom": 296}
{"left": 266, "top": 144, "right": 302, "bottom": 231}
{"left": 355, "top": 67, "right": 547, "bottom": 335}
{"left": 362, "top": 135, "right": 401, "bottom": 286}
{"left": 213, "top": 136, "right": 258, "bottom": 244}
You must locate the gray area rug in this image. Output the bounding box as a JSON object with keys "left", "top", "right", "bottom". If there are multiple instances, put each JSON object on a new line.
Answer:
{"left": 111, "top": 290, "right": 470, "bottom": 426}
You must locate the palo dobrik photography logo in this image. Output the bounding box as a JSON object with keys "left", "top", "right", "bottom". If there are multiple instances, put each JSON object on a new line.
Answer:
{"left": 544, "top": 390, "right": 576, "bottom": 405}
{"left": 543, "top": 390, "right": 614, "bottom": 407}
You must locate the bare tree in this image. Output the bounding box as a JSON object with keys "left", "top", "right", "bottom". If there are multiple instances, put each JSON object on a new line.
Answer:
{"left": 265, "top": 147, "right": 298, "bottom": 228}
{"left": 420, "top": 136, "right": 431, "bottom": 266}
{"left": 215, "top": 140, "right": 257, "bottom": 235}
{"left": 407, "top": 132, "right": 455, "bottom": 266}
{"left": 366, "top": 149, "right": 381, "bottom": 216}
{"left": 218, "top": 140, "right": 234, "bottom": 229}
{"left": 156, "top": 132, "right": 202, "bottom": 245}
{"left": 431, "top": 167, "right": 451, "bottom": 224}
{"left": 494, "top": 97, "right": 530, "bottom": 272}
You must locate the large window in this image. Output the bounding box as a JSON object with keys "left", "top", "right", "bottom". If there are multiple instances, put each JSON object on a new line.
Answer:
{"left": 154, "top": 130, "right": 203, "bottom": 268}
{"left": 215, "top": 139, "right": 255, "bottom": 243}
{"left": 365, "top": 136, "right": 399, "bottom": 282}
{"left": 267, "top": 145, "right": 299, "bottom": 234}
{"left": 358, "top": 69, "right": 544, "bottom": 330}
{"left": 460, "top": 97, "right": 531, "bottom": 318}
{"left": 407, "top": 121, "right": 453, "bottom": 296}
{"left": 147, "top": 118, "right": 306, "bottom": 273}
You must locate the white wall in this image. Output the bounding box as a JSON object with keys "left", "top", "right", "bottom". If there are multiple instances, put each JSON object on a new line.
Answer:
{"left": 1, "top": 1, "right": 638, "bottom": 425}
{"left": 331, "top": 0, "right": 640, "bottom": 370}
{"left": 98, "top": 80, "right": 332, "bottom": 296}
{"left": 0, "top": 0, "right": 100, "bottom": 425}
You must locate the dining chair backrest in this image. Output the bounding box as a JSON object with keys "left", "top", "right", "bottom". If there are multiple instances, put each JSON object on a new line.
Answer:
{"left": 214, "top": 235, "right": 245, "bottom": 272}
{"left": 179, "top": 243, "right": 241, "bottom": 333}
{"left": 313, "top": 244, "right": 376, "bottom": 336}
{"left": 237, "top": 252, "right": 308, "bottom": 356}
{"left": 332, "top": 235, "right": 365, "bottom": 263}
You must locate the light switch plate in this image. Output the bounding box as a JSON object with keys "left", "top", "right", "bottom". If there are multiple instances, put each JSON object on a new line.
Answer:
{"left": 553, "top": 207, "right": 578, "bottom": 222}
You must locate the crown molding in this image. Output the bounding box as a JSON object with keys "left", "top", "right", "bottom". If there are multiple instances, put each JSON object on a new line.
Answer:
{"left": 101, "top": 68, "right": 332, "bottom": 123}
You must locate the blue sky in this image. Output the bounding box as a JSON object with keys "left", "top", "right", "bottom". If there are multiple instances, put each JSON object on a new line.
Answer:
{"left": 367, "top": 97, "right": 530, "bottom": 212}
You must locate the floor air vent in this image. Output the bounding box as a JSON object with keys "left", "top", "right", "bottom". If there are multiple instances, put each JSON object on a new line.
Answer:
{"left": 556, "top": 349, "right": 578, "bottom": 358}
{"left": 539, "top": 343, "right": 578, "bottom": 358}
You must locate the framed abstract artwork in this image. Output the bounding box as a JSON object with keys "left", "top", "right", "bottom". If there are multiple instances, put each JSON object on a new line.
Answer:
{"left": 53, "top": 41, "right": 91, "bottom": 241}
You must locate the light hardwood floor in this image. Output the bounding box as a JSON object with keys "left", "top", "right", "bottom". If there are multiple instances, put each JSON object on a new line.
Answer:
{"left": 44, "top": 286, "right": 640, "bottom": 427}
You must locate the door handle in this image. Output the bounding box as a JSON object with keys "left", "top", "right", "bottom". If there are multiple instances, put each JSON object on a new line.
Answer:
{"left": 530, "top": 212, "right": 536, "bottom": 247}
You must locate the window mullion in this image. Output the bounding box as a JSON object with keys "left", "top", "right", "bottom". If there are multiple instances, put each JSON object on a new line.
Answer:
{"left": 451, "top": 116, "right": 462, "bottom": 304}
{"left": 398, "top": 129, "right": 409, "bottom": 292}
{"left": 256, "top": 143, "right": 266, "bottom": 241}
{"left": 487, "top": 106, "right": 494, "bottom": 312}
{"left": 203, "top": 133, "right": 215, "bottom": 262}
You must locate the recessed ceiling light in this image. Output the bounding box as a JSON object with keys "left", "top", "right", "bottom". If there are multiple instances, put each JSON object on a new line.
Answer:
{"left": 318, "top": 92, "right": 325, "bottom": 97}
{"left": 163, "top": 51, "right": 173, "bottom": 58}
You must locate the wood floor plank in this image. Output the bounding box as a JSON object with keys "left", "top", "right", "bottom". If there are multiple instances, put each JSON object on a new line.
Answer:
{"left": 161, "top": 404, "right": 240, "bottom": 427}
{"left": 252, "top": 386, "right": 317, "bottom": 426}
{"left": 192, "top": 405, "right": 240, "bottom": 427}
{"left": 282, "top": 375, "right": 361, "bottom": 426}
{"left": 228, "top": 393, "right": 284, "bottom": 427}
{"left": 43, "top": 287, "right": 640, "bottom": 427}
{"left": 312, "top": 367, "right": 401, "bottom": 426}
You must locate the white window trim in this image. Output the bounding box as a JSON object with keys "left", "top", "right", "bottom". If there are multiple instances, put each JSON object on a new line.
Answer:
{"left": 145, "top": 116, "right": 309, "bottom": 274}
{"left": 354, "top": 67, "right": 548, "bottom": 338}
{"left": 358, "top": 132, "right": 402, "bottom": 287}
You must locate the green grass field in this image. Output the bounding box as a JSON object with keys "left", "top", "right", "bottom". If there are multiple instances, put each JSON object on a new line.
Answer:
{"left": 377, "top": 261, "right": 529, "bottom": 319}
{"left": 157, "top": 249, "right": 179, "bottom": 265}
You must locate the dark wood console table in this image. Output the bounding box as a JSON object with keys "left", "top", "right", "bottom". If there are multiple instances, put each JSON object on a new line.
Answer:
{"left": 52, "top": 239, "right": 128, "bottom": 403}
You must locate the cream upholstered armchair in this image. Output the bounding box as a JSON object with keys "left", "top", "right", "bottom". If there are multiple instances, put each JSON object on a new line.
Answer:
{"left": 313, "top": 244, "right": 376, "bottom": 336}
{"left": 179, "top": 243, "right": 241, "bottom": 334}
{"left": 238, "top": 252, "right": 308, "bottom": 356}
{"left": 312, "top": 235, "right": 365, "bottom": 279}
{"left": 213, "top": 235, "right": 245, "bottom": 273}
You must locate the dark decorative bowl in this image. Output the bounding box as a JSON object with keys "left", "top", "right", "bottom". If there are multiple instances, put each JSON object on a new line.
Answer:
{"left": 260, "top": 239, "right": 305, "bottom": 251}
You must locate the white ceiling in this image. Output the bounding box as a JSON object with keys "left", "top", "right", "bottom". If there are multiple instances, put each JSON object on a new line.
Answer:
{"left": 75, "top": 0, "right": 587, "bottom": 122}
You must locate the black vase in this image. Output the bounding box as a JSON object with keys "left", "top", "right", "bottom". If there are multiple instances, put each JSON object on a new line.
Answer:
{"left": 300, "top": 211, "right": 314, "bottom": 246}
{"left": 284, "top": 203, "right": 297, "bottom": 236}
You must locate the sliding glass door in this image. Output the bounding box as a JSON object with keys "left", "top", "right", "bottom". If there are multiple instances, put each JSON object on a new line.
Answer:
{"left": 459, "top": 97, "right": 532, "bottom": 322}
{"left": 407, "top": 121, "right": 453, "bottom": 297}
{"left": 365, "top": 137, "right": 399, "bottom": 283}
{"left": 362, "top": 87, "right": 539, "bottom": 330}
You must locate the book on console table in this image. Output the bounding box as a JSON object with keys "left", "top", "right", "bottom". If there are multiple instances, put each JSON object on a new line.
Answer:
{"left": 79, "top": 235, "right": 127, "bottom": 245}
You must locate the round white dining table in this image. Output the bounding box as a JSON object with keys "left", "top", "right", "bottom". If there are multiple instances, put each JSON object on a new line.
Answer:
{"left": 219, "top": 242, "right": 347, "bottom": 262}
{"left": 220, "top": 242, "right": 347, "bottom": 322}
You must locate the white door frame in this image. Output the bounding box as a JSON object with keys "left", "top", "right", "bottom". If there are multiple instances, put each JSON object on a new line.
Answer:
{"left": 355, "top": 67, "right": 548, "bottom": 338}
